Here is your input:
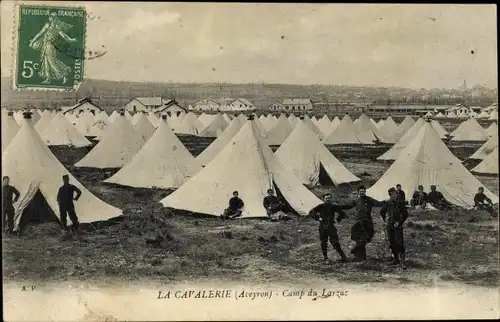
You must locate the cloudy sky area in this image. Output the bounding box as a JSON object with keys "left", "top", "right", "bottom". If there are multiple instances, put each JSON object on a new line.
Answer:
{"left": 1, "top": 2, "right": 497, "bottom": 89}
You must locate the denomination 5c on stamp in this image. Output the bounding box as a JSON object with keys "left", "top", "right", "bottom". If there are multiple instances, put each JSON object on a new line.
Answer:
{"left": 14, "top": 4, "right": 86, "bottom": 91}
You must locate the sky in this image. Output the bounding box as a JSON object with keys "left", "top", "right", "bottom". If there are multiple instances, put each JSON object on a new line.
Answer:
{"left": 1, "top": 1, "right": 497, "bottom": 89}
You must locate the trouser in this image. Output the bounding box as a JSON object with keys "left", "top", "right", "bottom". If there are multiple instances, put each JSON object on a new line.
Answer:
{"left": 386, "top": 225, "right": 405, "bottom": 260}
{"left": 351, "top": 220, "right": 374, "bottom": 261}
{"left": 411, "top": 199, "right": 427, "bottom": 208}
{"left": 3, "top": 206, "right": 15, "bottom": 233}
{"left": 476, "top": 203, "right": 494, "bottom": 214}
{"left": 222, "top": 208, "right": 242, "bottom": 219}
{"left": 319, "top": 226, "right": 346, "bottom": 259}
{"left": 59, "top": 204, "right": 79, "bottom": 230}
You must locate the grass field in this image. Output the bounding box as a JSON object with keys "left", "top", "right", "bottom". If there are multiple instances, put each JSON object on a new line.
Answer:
{"left": 2, "top": 132, "right": 498, "bottom": 288}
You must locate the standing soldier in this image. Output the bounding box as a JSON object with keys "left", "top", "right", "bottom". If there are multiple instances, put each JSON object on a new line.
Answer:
{"left": 309, "top": 193, "right": 348, "bottom": 263}
{"left": 395, "top": 184, "right": 407, "bottom": 205}
{"left": 2, "top": 176, "right": 20, "bottom": 234}
{"left": 380, "top": 187, "right": 408, "bottom": 268}
{"left": 57, "top": 175, "right": 82, "bottom": 232}
{"left": 339, "top": 186, "right": 385, "bottom": 261}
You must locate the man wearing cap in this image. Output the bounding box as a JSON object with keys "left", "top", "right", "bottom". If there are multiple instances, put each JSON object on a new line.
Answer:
{"left": 395, "top": 184, "right": 407, "bottom": 205}
{"left": 263, "top": 189, "right": 289, "bottom": 221}
{"left": 2, "top": 176, "right": 20, "bottom": 234}
{"left": 380, "top": 187, "right": 408, "bottom": 268}
{"left": 309, "top": 193, "right": 348, "bottom": 263}
{"left": 221, "top": 191, "right": 244, "bottom": 219}
{"left": 411, "top": 185, "right": 428, "bottom": 209}
{"left": 338, "top": 186, "right": 385, "bottom": 261}
{"left": 57, "top": 175, "right": 82, "bottom": 231}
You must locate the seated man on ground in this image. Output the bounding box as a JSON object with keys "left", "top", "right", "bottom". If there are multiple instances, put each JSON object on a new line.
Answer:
{"left": 474, "top": 187, "right": 494, "bottom": 215}
{"left": 427, "top": 185, "right": 450, "bottom": 210}
{"left": 221, "top": 191, "right": 244, "bottom": 219}
{"left": 263, "top": 189, "right": 289, "bottom": 221}
{"left": 411, "top": 185, "right": 428, "bottom": 209}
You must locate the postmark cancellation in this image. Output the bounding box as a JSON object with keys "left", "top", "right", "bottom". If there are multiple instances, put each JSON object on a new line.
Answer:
{"left": 13, "top": 4, "right": 87, "bottom": 91}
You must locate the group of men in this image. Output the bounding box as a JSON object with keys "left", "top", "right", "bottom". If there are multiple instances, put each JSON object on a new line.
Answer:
{"left": 219, "top": 183, "right": 496, "bottom": 268}
{"left": 2, "top": 175, "right": 82, "bottom": 234}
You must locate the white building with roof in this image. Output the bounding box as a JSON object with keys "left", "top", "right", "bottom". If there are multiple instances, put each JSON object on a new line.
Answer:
{"left": 189, "top": 98, "right": 255, "bottom": 112}
{"left": 270, "top": 99, "right": 313, "bottom": 112}
{"left": 62, "top": 98, "right": 103, "bottom": 115}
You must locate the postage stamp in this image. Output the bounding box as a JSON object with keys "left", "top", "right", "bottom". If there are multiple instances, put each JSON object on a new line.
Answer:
{"left": 14, "top": 4, "right": 86, "bottom": 91}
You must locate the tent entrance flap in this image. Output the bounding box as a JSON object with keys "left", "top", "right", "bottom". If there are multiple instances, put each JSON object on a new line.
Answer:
{"left": 318, "top": 162, "right": 334, "bottom": 186}
{"left": 273, "top": 181, "right": 298, "bottom": 216}
{"left": 14, "top": 184, "right": 59, "bottom": 232}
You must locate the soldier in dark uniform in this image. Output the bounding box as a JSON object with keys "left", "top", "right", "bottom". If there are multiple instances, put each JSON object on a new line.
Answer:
{"left": 411, "top": 185, "right": 428, "bottom": 208}
{"left": 395, "top": 184, "right": 406, "bottom": 205}
{"left": 474, "top": 187, "right": 494, "bottom": 215}
{"left": 57, "top": 175, "right": 82, "bottom": 231}
{"left": 339, "top": 186, "right": 384, "bottom": 261}
{"left": 2, "top": 176, "right": 20, "bottom": 234}
{"left": 380, "top": 187, "right": 409, "bottom": 268}
{"left": 263, "top": 189, "right": 289, "bottom": 221}
{"left": 221, "top": 191, "right": 244, "bottom": 219}
{"left": 428, "top": 185, "right": 450, "bottom": 210}
{"left": 309, "top": 193, "right": 348, "bottom": 263}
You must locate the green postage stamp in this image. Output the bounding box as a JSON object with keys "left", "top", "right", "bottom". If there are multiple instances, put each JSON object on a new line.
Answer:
{"left": 14, "top": 4, "right": 86, "bottom": 91}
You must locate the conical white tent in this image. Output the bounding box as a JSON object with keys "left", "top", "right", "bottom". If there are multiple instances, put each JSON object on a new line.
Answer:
{"left": 469, "top": 136, "right": 498, "bottom": 160}
{"left": 430, "top": 119, "right": 448, "bottom": 138}
{"left": 376, "top": 119, "right": 386, "bottom": 130}
{"left": 88, "top": 117, "right": 110, "bottom": 138}
{"left": 133, "top": 113, "right": 156, "bottom": 142}
{"left": 377, "top": 118, "right": 426, "bottom": 160}
{"left": 253, "top": 117, "right": 268, "bottom": 137}
{"left": 303, "top": 115, "right": 323, "bottom": 139}
{"left": 435, "top": 112, "right": 445, "bottom": 118}
{"left": 367, "top": 122, "right": 498, "bottom": 208}
{"left": 175, "top": 112, "right": 204, "bottom": 135}
{"left": 74, "top": 112, "right": 95, "bottom": 136}
{"left": 124, "top": 110, "right": 134, "bottom": 123}
{"left": 105, "top": 118, "right": 201, "bottom": 189}
{"left": 472, "top": 147, "right": 498, "bottom": 174}
{"left": 222, "top": 113, "right": 232, "bottom": 123}
{"left": 109, "top": 110, "right": 120, "bottom": 123}
{"left": 3, "top": 113, "right": 121, "bottom": 229}
{"left": 264, "top": 114, "right": 293, "bottom": 145}
{"left": 451, "top": 118, "right": 488, "bottom": 141}
{"left": 478, "top": 111, "right": 489, "bottom": 119}
{"left": 276, "top": 119, "right": 360, "bottom": 186}
{"left": 34, "top": 112, "right": 55, "bottom": 134}
{"left": 317, "top": 115, "right": 333, "bottom": 137}
{"left": 197, "top": 118, "right": 243, "bottom": 166}
{"left": 353, "top": 114, "right": 380, "bottom": 143}
{"left": 13, "top": 110, "right": 25, "bottom": 125}
{"left": 147, "top": 112, "right": 160, "bottom": 127}
{"left": 323, "top": 114, "right": 365, "bottom": 145}
{"left": 288, "top": 114, "right": 297, "bottom": 127}
{"left": 369, "top": 118, "right": 378, "bottom": 127}
{"left": 331, "top": 116, "right": 341, "bottom": 130}
{"left": 237, "top": 113, "right": 247, "bottom": 123}
{"left": 379, "top": 117, "right": 400, "bottom": 143}
{"left": 198, "top": 113, "right": 213, "bottom": 126}
{"left": 198, "top": 114, "right": 229, "bottom": 137}
{"left": 398, "top": 116, "right": 415, "bottom": 134}
{"left": 2, "top": 111, "right": 20, "bottom": 152}
{"left": 161, "top": 118, "right": 323, "bottom": 218}
{"left": 75, "top": 114, "right": 145, "bottom": 168}
{"left": 485, "top": 122, "right": 498, "bottom": 137}
{"left": 450, "top": 120, "right": 467, "bottom": 136}
{"left": 167, "top": 114, "right": 183, "bottom": 130}
{"left": 40, "top": 113, "right": 92, "bottom": 147}
{"left": 488, "top": 110, "right": 498, "bottom": 120}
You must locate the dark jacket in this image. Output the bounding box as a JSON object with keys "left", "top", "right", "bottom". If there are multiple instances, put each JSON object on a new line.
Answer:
{"left": 474, "top": 193, "right": 492, "bottom": 205}
{"left": 229, "top": 197, "right": 244, "bottom": 210}
{"left": 2, "top": 185, "right": 20, "bottom": 209}
{"left": 428, "top": 190, "right": 445, "bottom": 205}
{"left": 396, "top": 190, "right": 406, "bottom": 204}
{"left": 310, "top": 202, "right": 347, "bottom": 229}
{"left": 411, "top": 191, "right": 428, "bottom": 205}
{"left": 339, "top": 196, "right": 384, "bottom": 221}
{"left": 380, "top": 199, "right": 408, "bottom": 226}
{"left": 57, "top": 184, "right": 82, "bottom": 206}
{"left": 263, "top": 195, "right": 282, "bottom": 209}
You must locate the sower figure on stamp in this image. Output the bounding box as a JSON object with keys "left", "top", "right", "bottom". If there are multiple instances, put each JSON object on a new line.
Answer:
{"left": 29, "top": 12, "right": 77, "bottom": 84}
{"left": 339, "top": 186, "right": 384, "bottom": 262}
{"left": 2, "top": 176, "right": 20, "bottom": 235}
{"left": 380, "top": 187, "right": 408, "bottom": 269}
{"left": 57, "top": 175, "right": 81, "bottom": 232}
{"left": 309, "top": 193, "right": 348, "bottom": 263}
{"left": 220, "top": 191, "right": 244, "bottom": 220}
